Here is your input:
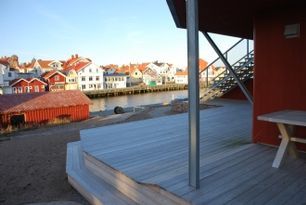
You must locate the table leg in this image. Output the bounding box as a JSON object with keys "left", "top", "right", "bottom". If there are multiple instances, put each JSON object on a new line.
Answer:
{"left": 272, "top": 123, "right": 297, "bottom": 168}
{"left": 287, "top": 125, "right": 298, "bottom": 159}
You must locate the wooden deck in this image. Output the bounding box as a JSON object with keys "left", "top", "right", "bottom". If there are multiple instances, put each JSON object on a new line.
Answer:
{"left": 68, "top": 99, "right": 306, "bottom": 204}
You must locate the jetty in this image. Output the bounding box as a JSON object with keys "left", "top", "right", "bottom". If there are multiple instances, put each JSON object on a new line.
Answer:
{"left": 84, "top": 84, "right": 187, "bottom": 98}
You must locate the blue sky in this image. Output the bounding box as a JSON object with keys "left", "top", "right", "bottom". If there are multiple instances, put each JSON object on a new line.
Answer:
{"left": 0, "top": 0, "right": 240, "bottom": 67}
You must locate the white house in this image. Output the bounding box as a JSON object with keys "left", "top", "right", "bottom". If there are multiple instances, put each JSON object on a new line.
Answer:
{"left": 142, "top": 67, "right": 162, "bottom": 86}
{"left": 25, "top": 59, "right": 64, "bottom": 76}
{"left": 174, "top": 71, "right": 188, "bottom": 84}
{"left": 63, "top": 55, "right": 104, "bottom": 91}
{"left": 145, "top": 62, "right": 176, "bottom": 84}
{"left": 0, "top": 61, "right": 18, "bottom": 94}
{"left": 104, "top": 73, "right": 127, "bottom": 89}
{"left": 77, "top": 63, "right": 104, "bottom": 91}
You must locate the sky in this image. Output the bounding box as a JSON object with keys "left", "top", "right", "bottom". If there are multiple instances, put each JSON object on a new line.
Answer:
{"left": 0, "top": 0, "right": 241, "bottom": 68}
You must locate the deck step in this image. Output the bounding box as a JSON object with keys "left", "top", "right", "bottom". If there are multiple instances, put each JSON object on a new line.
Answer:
{"left": 83, "top": 150, "right": 191, "bottom": 205}
{"left": 66, "top": 142, "right": 137, "bottom": 205}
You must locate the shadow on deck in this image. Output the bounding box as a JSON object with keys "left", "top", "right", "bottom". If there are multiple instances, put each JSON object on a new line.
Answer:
{"left": 67, "top": 99, "right": 306, "bottom": 205}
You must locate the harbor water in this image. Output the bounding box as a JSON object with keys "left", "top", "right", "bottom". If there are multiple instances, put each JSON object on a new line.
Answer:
{"left": 89, "top": 90, "right": 187, "bottom": 112}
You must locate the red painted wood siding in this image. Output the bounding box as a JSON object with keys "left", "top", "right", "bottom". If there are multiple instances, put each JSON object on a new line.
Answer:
{"left": 12, "top": 80, "right": 46, "bottom": 94}
{"left": 48, "top": 73, "right": 66, "bottom": 84}
{"left": 253, "top": 8, "right": 306, "bottom": 150}
{"left": 29, "top": 80, "right": 46, "bottom": 93}
{"left": 0, "top": 104, "right": 89, "bottom": 128}
{"left": 11, "top": 80, "right": 29, "bottom": 94}
{"left": 48, "top": 74, "right": 66, "bottom": 91}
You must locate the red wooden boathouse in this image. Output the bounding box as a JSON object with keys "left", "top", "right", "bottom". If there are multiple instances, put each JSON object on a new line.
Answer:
{"left": 0, "top": 90, "right": 91, "bottom": 128}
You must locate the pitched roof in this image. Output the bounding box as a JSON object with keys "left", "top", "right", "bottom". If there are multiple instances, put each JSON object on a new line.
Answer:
{"left": 0, "top": 90, "right": 91, "bottom": 114}
{"left": 27, "top": 78, "right": 47, "bottom": 85}
{"left": 0, "top": 59, "right": 9, "bottom": 66}
{"left": 10, "top": 78, "right": 47, "bottom": 86}
{"left": 37, "top": 60, "right": 53, "bottom": 69}
{"left": 74, "top": 61, "right": 91, "bottom": 72}
{"left": 41, "top": 70, "right": 66, "bottom": 79}
{"left": 10, "top": 78, "right": 27, "bottom": 86}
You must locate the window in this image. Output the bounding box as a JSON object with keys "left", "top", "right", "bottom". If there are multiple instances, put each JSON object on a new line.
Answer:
{"left": 18, "top": 87, "right": 22, "bottom": 93}
{"left": 89, "top": 84, "right": 93, "bottom": 88}
{"left": 55, "top": 75, "right": 59, "bottom": 81}
{"left": 13, "top": 87, "right": 17, "bottom": 93}
{"left": 41, "top": 85, "right": 45, "bottom": 89}
{"left": 89, "top": 76, "right": 93, "bottom": 81}
{"left": 96, "top": 69, "right": 98, "bottom": 73}
{"left": 25, "top": 86, "right": 30, "bottom": 93}
{"left": 34, "top": 85, "right": 39, "bottom": 92}
{"left": 8, "top": 72, "right": 12, "bottom": 77}
{"left": 96, "top": 76, "right": 99, "bottom": 81}
{"left": 89, "top": 69, "right": 92, "bottom": 73}
{"left": 82, "top": 76, "right": 86, "bottom": 81}
{"left": 82, "top": 85, "right": 86, "bottom": 90}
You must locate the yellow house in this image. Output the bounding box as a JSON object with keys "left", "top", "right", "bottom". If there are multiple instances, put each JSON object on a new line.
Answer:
{"left": 130, "top": 67, "right": 143, "bottom": 79}
{"left": 65, "top": 69, "right": 78, "bottom": 90}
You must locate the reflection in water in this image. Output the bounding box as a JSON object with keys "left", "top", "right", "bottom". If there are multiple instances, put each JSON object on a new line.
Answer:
{"left": 89, "top": 90, "right": 187, "bottom": 112}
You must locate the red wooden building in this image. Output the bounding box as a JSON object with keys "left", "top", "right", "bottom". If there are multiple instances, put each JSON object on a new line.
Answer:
{"left": 42, "top": 70, "right": 66, "bottom": 92}
{"left": 167, "top": 0, "right": 306, "bottom": 187}
{"left": 0, "top": 90, "right": 91, "bottom": 128}
{"left": 10, "top": 78, "right": 47, "bottom": 94}
{"left": 168, "top": 0, "right": 306, "bottom": 148}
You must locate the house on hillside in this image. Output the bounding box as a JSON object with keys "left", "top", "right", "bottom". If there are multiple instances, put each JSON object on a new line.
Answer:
{"left": 104, "top": 73, "right": 127, "bottom": 89}
{"left": 63, "top": 55, "right": 104, "bottom": 91}
{"left": 145, "top": 62, "right": 176, "bottom": 84}
{"left": 0, "top": 90, "right": 91, "bottom": 129}
{"left": 10, "top": 78, "right": 47, "bottom": 94}
{"left": 26, "top": 59, "right": 64, "bottom": 76}
{"left": 142, "top": 67, "right": 162, "bottom": 86}
{"left": 0, "top": 60, "right": 19, "bottom": 94}
{"left": 64, "top": 69, "right": 78, "bottom": 90}
{"left": 42, "top": 70, "right": 66, "bottom": 92}
{"left": 130, "top": 67, "right": 143, "bottom": 79}
{"left": 174, "top": 71, "right": 188, "bottom": 84}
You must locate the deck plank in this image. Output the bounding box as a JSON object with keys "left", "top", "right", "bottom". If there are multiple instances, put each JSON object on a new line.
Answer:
{"left": 78, "top": 99, "right": 306, "bottom": 204}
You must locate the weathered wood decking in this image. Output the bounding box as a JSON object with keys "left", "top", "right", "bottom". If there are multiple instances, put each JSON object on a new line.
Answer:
{"left": 68, "top": 99, "right": 306, "bottom": 204}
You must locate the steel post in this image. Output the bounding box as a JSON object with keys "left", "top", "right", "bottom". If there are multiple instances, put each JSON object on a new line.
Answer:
{"left": 186, "top": 0, "right": 200, "bottom": 189}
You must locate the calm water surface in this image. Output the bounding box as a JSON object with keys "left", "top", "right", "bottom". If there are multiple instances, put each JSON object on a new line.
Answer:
{"left": 90, "top": 90, "right": 187, "bottom": 112}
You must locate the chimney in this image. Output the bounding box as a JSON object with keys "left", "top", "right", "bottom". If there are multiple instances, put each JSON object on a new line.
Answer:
{"left": 75, "top": 54, "right": 78, "bottom": 58}
{"left": 71, "top": 55, "right": 74, "bottom": 59}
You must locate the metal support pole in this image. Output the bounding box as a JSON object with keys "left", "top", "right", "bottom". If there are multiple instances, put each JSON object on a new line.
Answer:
{"left": 187, "top": 0, "right": 200, "bottom": 189}
{"left": 247, "top": 39, "right": 250, "bottom": 58}
{"left": 202, "top": 32, "right": 253, "bottom": 105}
{"left": 206, "top": 68, "right": 208, "bottom": 87}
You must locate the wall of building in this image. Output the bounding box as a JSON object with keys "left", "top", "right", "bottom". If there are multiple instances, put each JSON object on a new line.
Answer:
{"left": 29, "top": 80, "right": 46, "bottom": 93}
{"left": 48, "top": 74, "right": 66, "bottom": 91}
{"left": 104, "top": 76, "right": 127, "bottom": 89}
{"left": 253, "top": 8, "right": 306, "bottom": 150}
{"left": 12, "top": 80, "right": 29, "bottom": 94}
{"left": 0, "top": 105, "right": 89, "bottom": 128}
{"left": 78, "top": 64, "right": 104, "bottom": 91}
